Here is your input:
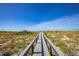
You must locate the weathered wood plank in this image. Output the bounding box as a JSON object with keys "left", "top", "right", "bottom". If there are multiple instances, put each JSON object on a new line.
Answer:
{"left": 42, "top": 32, "right": 50, "bottom": 56}
{"left": 33, "top": 32, "right": 42, "bottom": 56}
{"left": 33, "top": 32, "right": 50, "bottom": 56}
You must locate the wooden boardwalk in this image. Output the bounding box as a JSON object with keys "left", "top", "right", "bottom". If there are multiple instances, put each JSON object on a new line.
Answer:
{"left": 33, "top": 32, "right": 50, "bottom": 56}
{"left": 20, "top": 32, "right": 64, "bottom": 56}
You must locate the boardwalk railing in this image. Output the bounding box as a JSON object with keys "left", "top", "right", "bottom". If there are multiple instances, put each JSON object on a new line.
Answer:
{"left": 20, "top": 34, "right": 39, "bottom": 56}
{"left": 43, "top": 32, "right": 64, "bottom": 56}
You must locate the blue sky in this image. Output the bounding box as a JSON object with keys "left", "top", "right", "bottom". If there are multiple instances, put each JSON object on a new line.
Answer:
{"left": 0, "top": 3, "right": 79, "bottom": 31}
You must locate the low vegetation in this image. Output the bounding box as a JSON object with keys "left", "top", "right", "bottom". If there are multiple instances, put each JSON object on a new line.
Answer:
{"left": 45, "top": 31, "right": 79, "bottom": 56}
{"left": 0, "top": 31, "right": 37, "bottom": 56}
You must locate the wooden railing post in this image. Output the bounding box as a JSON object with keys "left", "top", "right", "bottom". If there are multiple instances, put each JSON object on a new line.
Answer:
{"left": 36, "top": 37, "right": 37, "bottom": 43}
{"left": 49, "top": 46, "right": 52, "bottom": 56}
{"left": 31, "top": 44, "right": 34, "bottom": 55}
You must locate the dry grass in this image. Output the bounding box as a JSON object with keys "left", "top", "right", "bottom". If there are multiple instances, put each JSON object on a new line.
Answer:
{"left": 45, "top": 31, "right": 79, "bottom": 56}
{"left": 0, "top": 31, "right": 37, "bottom": 56}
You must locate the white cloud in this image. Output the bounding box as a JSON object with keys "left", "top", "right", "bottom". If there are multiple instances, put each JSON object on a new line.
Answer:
{"left": 28, "top": 14, "right": 79, "bottom": 31}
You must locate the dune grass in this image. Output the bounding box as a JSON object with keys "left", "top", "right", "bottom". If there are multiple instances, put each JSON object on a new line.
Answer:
{"left": 45, "top": 31, "right": 79, "bottom": 56}
{"left": 0, "top": 31, "right": 37, "bottom": 56}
